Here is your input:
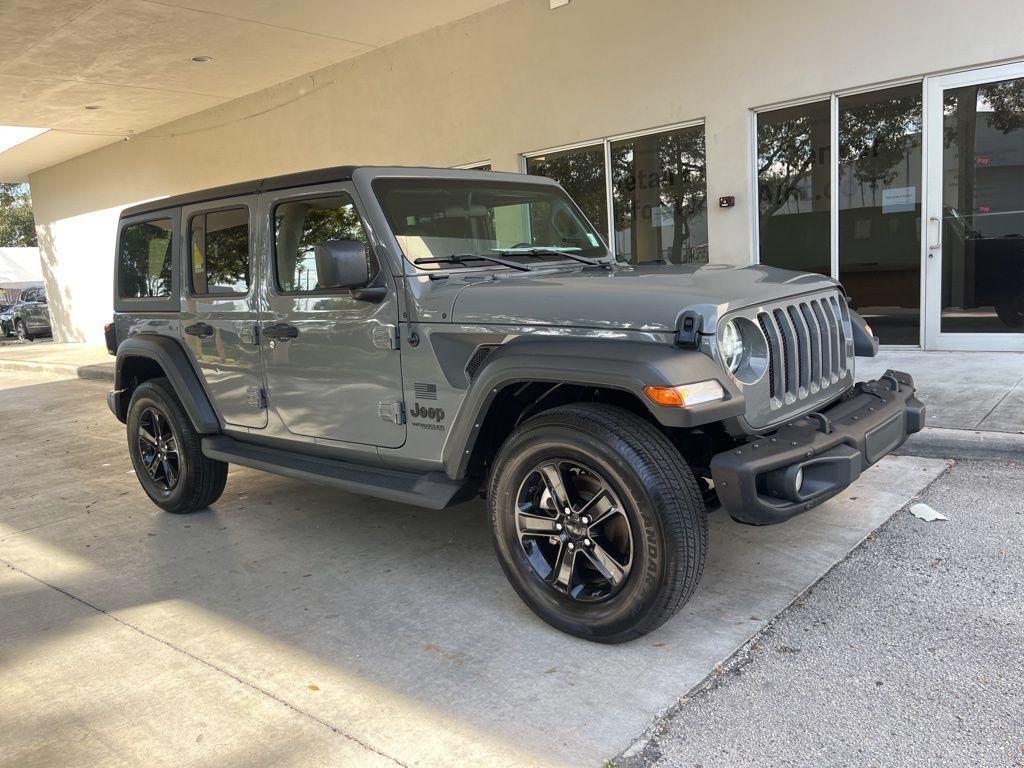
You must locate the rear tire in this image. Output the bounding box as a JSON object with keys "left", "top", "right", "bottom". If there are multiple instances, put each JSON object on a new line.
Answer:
{"left": 487, "top": 404, "right": 707, "bottom": 643}
{"left": 127, "top": 377, "right": 227, "bottom": 513}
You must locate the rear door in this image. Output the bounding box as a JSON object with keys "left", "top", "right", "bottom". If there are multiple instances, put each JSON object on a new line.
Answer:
{"left": 258, "top": 183, "right": 405, "bottom": 448}
{"left": 19, "top": 288, "right": 40, "bottom": 330}
{"left": 35, "top": 286, "right": 50, "bottom": 331}
{"left": 180, "top": 196, "right": 267, "bottom": 429}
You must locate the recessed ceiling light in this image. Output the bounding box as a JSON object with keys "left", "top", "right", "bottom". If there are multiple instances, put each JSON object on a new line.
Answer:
{"left": 190, "top": 55, "right": 212, "bottom": 63}
{"left": 84, "top": 105, "right": 101, "bottom": 110}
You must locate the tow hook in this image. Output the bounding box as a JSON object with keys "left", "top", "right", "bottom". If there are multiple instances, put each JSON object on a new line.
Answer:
{"left": 805, "top": 412, "right": 832, "bottom": 434}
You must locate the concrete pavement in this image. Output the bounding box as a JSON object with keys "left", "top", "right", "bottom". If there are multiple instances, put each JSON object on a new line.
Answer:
{"left": 0, "top": 341, "right": 113, "bottom": 380}
{"left": 0, "top": 371, "right": 946, "bottom": 767}
{"left": 619, "top": 458, "right": 1024, "bottom": 767}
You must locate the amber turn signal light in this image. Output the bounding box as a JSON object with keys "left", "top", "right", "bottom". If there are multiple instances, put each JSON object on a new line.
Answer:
{"left": 644, "top": 380, "right": 725, "bottom": 408}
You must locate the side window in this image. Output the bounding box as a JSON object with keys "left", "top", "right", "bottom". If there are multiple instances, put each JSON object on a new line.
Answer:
{"left": 119, "top": 218, "right": 174, "bottom": 299}
{"left": 273, "top": 193, "right": 373, "bottom": 293}
{"left": 189, "top": 207, "right": 249, "bottom": 295}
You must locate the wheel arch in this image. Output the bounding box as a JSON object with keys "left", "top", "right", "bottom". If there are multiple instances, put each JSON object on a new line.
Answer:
{"left": 113, "top": 335, "right": 220, "bottom": 433}
{"left": 442, "top": 335, "right": 744, "bottom": 480}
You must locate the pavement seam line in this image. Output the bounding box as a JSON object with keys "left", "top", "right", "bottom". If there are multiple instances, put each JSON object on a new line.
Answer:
{"left": 613, "top": 459, "right": 956, "bottom": 766}
{"left": 0, "top": 558, "right": 412, "bottom": 768}
{"left": 973, "top": 370, "right": 1024, "bottom": 429}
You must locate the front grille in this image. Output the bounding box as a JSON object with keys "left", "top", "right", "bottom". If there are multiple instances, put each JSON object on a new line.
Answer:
{"left": 757, "top": 294, "right": 849, "bottom": 410}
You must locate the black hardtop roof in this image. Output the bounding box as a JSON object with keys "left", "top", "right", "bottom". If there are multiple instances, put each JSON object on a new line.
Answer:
{"left": 118, "top": 165, "right": 560, "bottom": 220}
{"left": 120, "top": 165, "right": 359, "bottom": 219}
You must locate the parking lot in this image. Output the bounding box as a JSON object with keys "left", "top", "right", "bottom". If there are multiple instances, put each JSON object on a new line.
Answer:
{"left": 0, "top": 370, "right": 951, "bottom": 767}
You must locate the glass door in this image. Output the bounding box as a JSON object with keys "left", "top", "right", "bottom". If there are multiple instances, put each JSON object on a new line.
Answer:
{"left": 924, "top": 63, "right": 1024, "bottom": 350}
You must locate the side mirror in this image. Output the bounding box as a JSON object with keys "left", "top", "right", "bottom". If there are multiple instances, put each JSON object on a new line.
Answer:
{"left": 314, "top": 240, "right": 371, "bottom": 290}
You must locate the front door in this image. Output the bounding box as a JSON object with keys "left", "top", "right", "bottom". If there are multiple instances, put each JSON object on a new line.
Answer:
{"left": 180, "top": 196, "right": 267, "bottom": 428}
{"left": 258, "top": 183, "right": 406, "bottom": 448}
{"left": 924, "top": 62, "right": 1024, "bottom": 350}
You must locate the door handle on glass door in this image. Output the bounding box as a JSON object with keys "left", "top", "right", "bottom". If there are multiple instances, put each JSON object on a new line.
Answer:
{"left": 927, "top": 216, "right": 942, "bottom": 254}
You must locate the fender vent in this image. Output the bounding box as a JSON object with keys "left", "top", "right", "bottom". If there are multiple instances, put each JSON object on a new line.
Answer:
{"left": 465, "top": 345, "right": 499, "bottom": 380}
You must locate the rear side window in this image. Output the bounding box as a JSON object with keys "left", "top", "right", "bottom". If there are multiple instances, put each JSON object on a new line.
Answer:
{"left": 119, "top": 218, "right": 173, "bottom": 299}
{"left": 189, "top": 207, "right": 250, "bottom": 295}
{"left": 273, "top": 194, "right": 372, "bottom": 293}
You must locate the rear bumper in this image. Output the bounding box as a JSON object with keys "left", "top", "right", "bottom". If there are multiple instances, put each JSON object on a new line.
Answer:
{"left": 710, "top": 369, "right": 925, "bottom": 525}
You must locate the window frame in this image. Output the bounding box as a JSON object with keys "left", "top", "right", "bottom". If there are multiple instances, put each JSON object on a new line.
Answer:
{"left": 186, "top": 204, "right": 252, "bottom": 298}
{"left": 114, "top": 208, "right": 180, "bottom": 313}
{"left": 270, "top": 188, "right": 376, "bottom": 298}
{"left": 454, "top": 160, "right": 492, "bottom": 171}
{"left": 520, "top": 118, "right": 708, "bottom": 261}
{"left": 750, "top": 79, "right": 926, "bottom": 276}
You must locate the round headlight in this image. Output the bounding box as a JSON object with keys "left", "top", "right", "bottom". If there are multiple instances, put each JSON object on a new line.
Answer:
{"left": 719, "top": 320, "right": 745, "bottom": 374}
{"left": 719, "top": 317, "right": 769, "bottom": 385}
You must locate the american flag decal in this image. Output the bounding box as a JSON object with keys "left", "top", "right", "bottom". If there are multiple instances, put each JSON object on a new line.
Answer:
{"left": 414, "top": 383, "right": 438, "bottom": 400}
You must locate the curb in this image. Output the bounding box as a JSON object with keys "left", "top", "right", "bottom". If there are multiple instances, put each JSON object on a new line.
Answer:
{"left": 0, "top": 359, "right": 114, "bottom": 382}
{"left": 896, "top": 426, "right": 1024, "bottom": 461}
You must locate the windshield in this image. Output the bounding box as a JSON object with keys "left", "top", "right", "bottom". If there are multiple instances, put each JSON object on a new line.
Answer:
{"left": 373, "top": 178, "right": 609, "bottom": 270}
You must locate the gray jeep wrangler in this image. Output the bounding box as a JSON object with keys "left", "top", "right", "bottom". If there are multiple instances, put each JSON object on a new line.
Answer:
{"left": 106, "top": 166, "right": 925, "bottom": 643}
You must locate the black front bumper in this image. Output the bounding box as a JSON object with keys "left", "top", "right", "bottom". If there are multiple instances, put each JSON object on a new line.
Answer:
{"left": 710, "top": 369, "right": 925, "bottom": 525}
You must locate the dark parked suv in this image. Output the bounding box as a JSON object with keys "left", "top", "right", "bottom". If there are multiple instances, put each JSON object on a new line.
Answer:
{"left": 5, "top": 285, "right": 51, "bottom": 340}
{"left": 106, "top": 166, "right": 924, "bottom": 642}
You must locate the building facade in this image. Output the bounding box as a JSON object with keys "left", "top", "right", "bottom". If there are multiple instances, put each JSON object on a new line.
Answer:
{"left": 24, "top": 0, "right": 1024, "bottom": 350}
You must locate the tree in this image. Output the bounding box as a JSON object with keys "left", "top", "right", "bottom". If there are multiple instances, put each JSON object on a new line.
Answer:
{"left": 0, "top": 183, "right": 38, "bottom": 247}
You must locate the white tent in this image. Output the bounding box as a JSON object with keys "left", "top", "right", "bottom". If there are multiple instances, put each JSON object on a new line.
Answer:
{"left": 0, "top": 247, "right": 43, "bottom": 302}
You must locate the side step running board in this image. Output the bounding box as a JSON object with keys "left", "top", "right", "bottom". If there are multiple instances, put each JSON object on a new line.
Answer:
{"left": 202, "top": 435, "right": 472, "bottom": 510}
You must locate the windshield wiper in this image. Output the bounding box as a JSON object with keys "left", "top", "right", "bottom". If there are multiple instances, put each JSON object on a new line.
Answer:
{"left": 490, "top": 247, "right": 605, "bottom": 267}
{"left": 413, "top": 254, "right": 533, "bottom": 272}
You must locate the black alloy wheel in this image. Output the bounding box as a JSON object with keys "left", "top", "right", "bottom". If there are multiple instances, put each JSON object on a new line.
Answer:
{"left": 489, "top": 403, "right": 708, "bottom": 643}
{"left": 126, "top": 377, "right": 227, "bottom": 514}
{"left": 136, "top": 406, "right": 180, "bottom": 491}
{"left": 515, "top": 460, "right": 633, "bottom": 601}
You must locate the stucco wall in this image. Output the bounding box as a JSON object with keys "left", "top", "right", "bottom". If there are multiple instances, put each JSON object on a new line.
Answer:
{"left": 28, "top": 0, "right": 1024, "bottom": 342}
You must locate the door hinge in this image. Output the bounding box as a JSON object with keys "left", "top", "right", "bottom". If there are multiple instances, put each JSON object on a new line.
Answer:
{"left": 238, "top": 321, "right": 260, "bottom": 346}
{"left": 247, "top": 386, "right": 267, "bottom": 409}
{"left": 372, "top": 324, "right": 400, "bottom": 350}
{"left": 378, "top": 400, "right": 405, "bottom": 424}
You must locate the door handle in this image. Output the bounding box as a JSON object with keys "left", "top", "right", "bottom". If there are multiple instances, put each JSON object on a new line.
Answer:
{"left": 185, "top": 322, "right": 214, "bottom": 339}
{"left": 928, "top": 216, "right": 942, "bottom": 253}
{"left": 263, "top": 322, "right": 299, "bottom": 341}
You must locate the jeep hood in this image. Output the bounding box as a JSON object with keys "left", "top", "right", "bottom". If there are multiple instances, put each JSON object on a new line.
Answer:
{"left": 450, "top": 263, "right": 840, "bottom": 333}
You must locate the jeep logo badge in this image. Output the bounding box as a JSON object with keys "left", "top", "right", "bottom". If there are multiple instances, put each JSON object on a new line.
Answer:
{"left": 410, "top": 402, "right": 445, "bottom": 422}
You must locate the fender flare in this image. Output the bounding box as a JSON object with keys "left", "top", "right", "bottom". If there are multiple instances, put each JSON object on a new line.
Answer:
{"left": 114, "top": 335, "right": 221, "bottom": 433}
{"left": 849, "top": 309, "right": 879, "bottom": 357}
{"left": 442, "top": 335, "right": 744, "bottom": 478}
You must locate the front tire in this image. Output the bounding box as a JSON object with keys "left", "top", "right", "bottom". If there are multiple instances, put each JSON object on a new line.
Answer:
{"left": 995, "top": 294, "right": 1024, "bottom": 329}
{"left": 127, "top": 377, "right": 227, "bottom": 514}
{"left": 14, "top": 320, "right": 31, "bottom": 341}
{"left": 487, "top": 404, "right": 707, "bottom": 643}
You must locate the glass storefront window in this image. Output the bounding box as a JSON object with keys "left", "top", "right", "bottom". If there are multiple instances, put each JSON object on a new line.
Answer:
{"left": 525, "top": 145, "right": 608, "bottom": 241}
{"left": 756, "top": 101, "right": 832, "bottom": 275}
{"left": 940, "top": 78, "right": 1024, "bottom": 333}
{"left": 610, "top": 125, "right": 708, "bottom": 264}
{"left": 838, "top": 85, "right": 923, "bottom": 345}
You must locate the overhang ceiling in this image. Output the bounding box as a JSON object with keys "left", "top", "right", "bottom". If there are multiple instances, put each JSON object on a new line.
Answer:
{"left": 0, "top": 0, "right": 510, "bottom": 181}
